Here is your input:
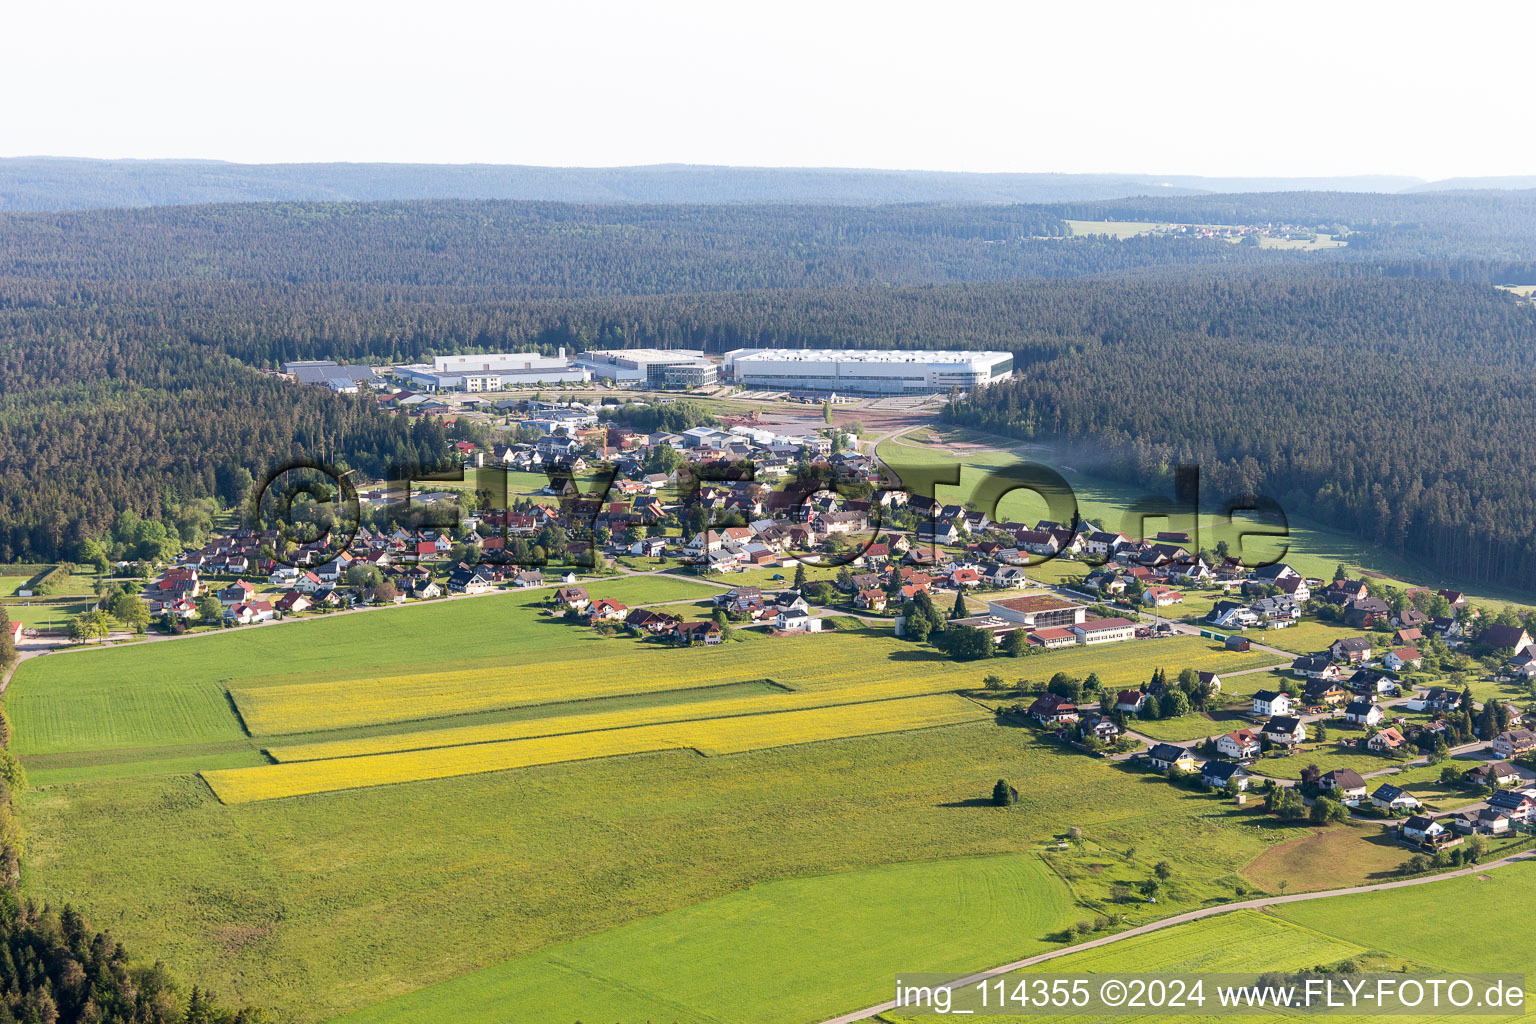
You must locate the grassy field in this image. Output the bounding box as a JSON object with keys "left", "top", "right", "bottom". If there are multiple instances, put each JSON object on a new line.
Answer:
{"left": 5, "top": 585, "right": 714, "bottom": 756}
{"left": 19, "top": 724, "right": 1296, "bottom": 1022}
{"left": 892, "top": 862, "right": 1536, "bottom": 1024}
{"left": 329, "top": 853, "right": 1076, "bottom": 1024}
{"left": 1240, "top": 823, "right": 1409, "bottom": 892}
{"left": 1254, "top": 618, "right": 1378, "bottom": 655}
{"left": 204, "top": 695, "right": 989, "bottom": 802}
{"left": 7, "top": 452, "right": 1506, "bottom": 1024}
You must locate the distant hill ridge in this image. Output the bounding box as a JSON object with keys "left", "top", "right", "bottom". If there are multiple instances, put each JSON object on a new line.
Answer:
{"left": 1, "top": 157, "right": 1517, "bottom": 211}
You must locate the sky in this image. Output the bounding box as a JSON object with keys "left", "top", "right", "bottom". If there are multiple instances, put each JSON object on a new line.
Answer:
{"left": 3, "top": 0, "right": 1533, "bottom": 180}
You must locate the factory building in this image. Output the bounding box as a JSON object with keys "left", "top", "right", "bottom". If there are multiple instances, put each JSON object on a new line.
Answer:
{"left": 722, "top": 349, "right": 1013, "bottom": 395}
{"left": 392, "top": 349, "right": 589, "bottom": 391}
{"left": 573, "top": 349, "right": 717, "bottom": 387}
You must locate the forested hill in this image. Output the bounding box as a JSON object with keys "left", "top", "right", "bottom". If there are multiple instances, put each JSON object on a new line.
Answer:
{"left": 0, "top": 158, "right": 1433, "bottom": 211}
{"left": 4, "top": 196, "right": 1536, "bottom": 590}
{"left": 943, "top": 273, "right": 1536, "bottom": 590}
{"left": 0, "top": 201, "right": 1302, "bottom": 296}
{"left": 1050, "top": 190, "right": 1536, "bottom": 260}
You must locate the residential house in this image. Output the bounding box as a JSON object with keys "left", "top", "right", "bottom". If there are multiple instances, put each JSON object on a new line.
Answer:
{"left": 1331, "top": 637, "right": 1373, "bottom": 664}
{"left": 1114, "top": 689, "right": 1147, "bottom": 714}
{"left": 553, "top": 586, "right": 590, "bottom": 611}
{"left": 1026, "top": 693, "right": 1080, "bottom": 726}
{"left": 1201, "top": 760, "right": 1251, "bottom": 790}
{"left": 1344, "top": 597, "right": 1392, "bottom": 628}
{"left": 587, "top": 598, "right": 628, "bottom": 622}
{"left": 1465, "top": 762, "right": 1521, "bottom": 789}
{"left": 1368, "top": 727, "right": 1409, "bottom": 754}
{"left": 1384, "top": 647, "right": 1423, "bottom": 672}
{"left": 1487, "top": 789, "right": 1536, "bottom": 822}
{"left": 1481, "top": 624, "right": 1533, "bottom": 655}
{"left": 675, "top": 620, "right": 724, "bottom": 645}
{"left": 1319, "top": 768, "right": 1369, "bottom": 804}
{"left": 1400, "top": 815, "right": 1449, "bottom": 846}
{"left": 225, "top": 600, "right": 276, "bottom": 624}
{"left": 1371, "top": 783, "right": 1422, "bottom": 812}
{"left": 1492, "top": 729, "right": 1536, "bottom": 760}
{"left": 1344, "top": 698, "right": 1385, "bottom": 727}
{"left": 1262, "top": 715, "right": 1306, "bottom": 747}
{"left": 776, "top": 609, "right": 823, "bottom": 632}
{"left": 1216, "top": 729, "right": 1262, "bottom": 760}
{"left": 1146, "top": 743, "right": 1197, "bottom": 773}
{"left": 854, "top": 589, "right": 888, "bottom": 613}
{"left": 1251, "top": 689, "right": 1292, "bottom": 717}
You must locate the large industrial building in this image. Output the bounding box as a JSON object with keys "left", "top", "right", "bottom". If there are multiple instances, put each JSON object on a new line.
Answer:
{"left": 283, "top": 360, "right": 379, "bottom": 393}
{"left": 573, "top": 349, "right": 717, "bottom": 387}
{"left": 393, "top": 349, "right": 589, "bottom": 391}
{"left": 722, "top": 348, "right": 1013, "bottom": 395}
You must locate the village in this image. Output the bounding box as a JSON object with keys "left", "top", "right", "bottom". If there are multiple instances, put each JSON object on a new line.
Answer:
{"left": 18, "top": 392, "right": 1536, "bottom": 870}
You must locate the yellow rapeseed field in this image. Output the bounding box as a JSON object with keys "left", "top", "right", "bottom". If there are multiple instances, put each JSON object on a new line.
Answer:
{"left": 231, "top": 636, "right": 850, "bottom": 736}
{"left": 203, "top": 694, "right": 987, "bottom": 803}
{"left": 267, "top": 677, "right": 966, "bottom": 762}
{"left": 233, "top": 632, "right": 1279, "bottom": 737}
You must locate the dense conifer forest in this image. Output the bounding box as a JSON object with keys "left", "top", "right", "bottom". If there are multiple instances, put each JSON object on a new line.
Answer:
{"left": 2, "top": 197, "right": 1536, "bottom": 587}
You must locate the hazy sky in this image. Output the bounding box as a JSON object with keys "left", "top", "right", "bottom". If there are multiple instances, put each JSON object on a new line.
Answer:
{"left": 4, "top": 0, "right": 1532, "bottom": 179}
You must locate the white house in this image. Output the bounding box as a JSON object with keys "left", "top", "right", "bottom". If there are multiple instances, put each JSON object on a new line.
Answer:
{"left": 1371, "top": 783, "right": 1422, "bottom": 812}
{"left": 1216, "top": 729, "right": 1262, "bottom": 760}
{"left": 1251, "top": 689, "right": 1292, "bottom": 717}
{"left": 776, "top": 609, "right": 823, "bottom": 633}
{"left": 1400, "top": 814, "right": 1447, "bottom": 845}
{"left": 1343, "top": 698, "right": 1384, "bottom": 727}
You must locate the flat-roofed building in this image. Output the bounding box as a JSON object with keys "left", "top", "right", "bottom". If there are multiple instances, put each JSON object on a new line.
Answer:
{"left": 722, "top": 348, "right": 1013, "bottom": 395}
{"left": 986, "top": 592, "right": 1086, "bottom": 629}
{"left": 393, "top": 348, "right": 589, "bottom": 391}
{"left": 573, "top": 349, "right": 715, "bottom": 385}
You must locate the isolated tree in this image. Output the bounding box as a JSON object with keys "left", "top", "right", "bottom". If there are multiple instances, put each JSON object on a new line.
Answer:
{"left": 992, "top": 778, "right": 1017, "bottom": 806}
{"left": 793, "top": 563, "right": 808, "bottom": 591}
{"left": 951, "top": 590, "right": 969, "bottom": 620}
{"left": 1153, "top": 860, "right": 1173, "bottom": 880}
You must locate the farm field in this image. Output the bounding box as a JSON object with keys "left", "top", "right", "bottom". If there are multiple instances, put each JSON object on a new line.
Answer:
{"left": 1240, "top": 823, "right": 1410, "bottom": 892}
{"left": 329, "top": 853, "right": 1075, "bottom": 1024}
{"left": 268, "top": 678, "right": 981, "bottom": 762}
{"left": 5, "top": 582, "right": 712, "bottom": 756}
{"left": 892, "top": 862, "right": 1536, "bottom": 1024}
{"left": 233, "top": 630, "right": 1279, "bottom": 738}
{"left": 203, "top": 695, "right": 989, "bottom": 802}
{"left": 18, "top": 723, "right": 1294, "bottom": 1022}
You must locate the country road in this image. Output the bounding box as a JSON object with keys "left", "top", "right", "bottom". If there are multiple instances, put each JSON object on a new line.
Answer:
{"left": 815, "top": 848, "right": 1536, "bottom": 1024}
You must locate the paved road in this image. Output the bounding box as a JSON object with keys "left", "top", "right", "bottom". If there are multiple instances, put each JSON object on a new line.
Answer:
{"left": 814, "top": 847, "right": 1536, "bottom": 1024}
